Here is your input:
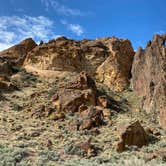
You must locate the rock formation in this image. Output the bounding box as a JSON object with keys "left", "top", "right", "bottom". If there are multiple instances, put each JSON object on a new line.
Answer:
{"left": 52, "top": 71, "right": 97, "bottom": 113}
{"left": 116, "top": 121, "right": 148, "bottom": 152}
{"left": 24, "top": 36, "right": 134, "bottom": 92}
{"left": 131, "top": 34, "right": 166, "bottom": 128}
{"left": 78, "top": 106, "right": 104, "bottom": 130}
{"left": 0, "top": 38, "right": 37, "bottom": 67}
{"left": 96, "top": 38, "right": 134, "bottom": 91}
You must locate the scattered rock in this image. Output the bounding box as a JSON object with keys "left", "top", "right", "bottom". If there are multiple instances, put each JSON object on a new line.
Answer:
{"left": 77, "top": 138, "right": 96, "bottom": 157}
{"left": 145, "top": 147, "right": 166, "bottom": 161}
{"left": 52, "top": 72, "right": 97, "bottom": 113}
{"left": 97, "top": 95, "right": 110, "bottom": 108}
{"left": 0, "top": 75, "right": 16, "bottom": 91}
{"left": 50, "top": 112, "right": 65, "bottom": 121}
{"left": 79, "top": 106, "right": 104, "bottom": 130}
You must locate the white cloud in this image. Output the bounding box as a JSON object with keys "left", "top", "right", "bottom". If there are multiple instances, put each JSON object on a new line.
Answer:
{"left": 41, "top": 0, "right": 90, "bottom": 16}
{"left": 68, "top": 24, "right": 84, "bottom": 36}
{"left": 155, "top": 30, "right": 165, "bottom": 34}
{"left": 0, "top": 15, "right": 56, "bottom": 51}
{"left": 61, "top": 20, "right": 84, "bottom": 36}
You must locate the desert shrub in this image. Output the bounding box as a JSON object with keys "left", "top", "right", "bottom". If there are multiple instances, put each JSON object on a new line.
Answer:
{"left": 0, "top": 145, "right": 28, "bottom": 166}
{"left": 62, "top": 156, "right": 166, "bottom": 166}
{"left": 37, "top": 150, "right": 60, "bottom": 163}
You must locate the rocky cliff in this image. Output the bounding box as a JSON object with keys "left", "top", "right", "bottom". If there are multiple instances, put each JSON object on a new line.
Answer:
{"left": 131, "top": 34, "right": 166, "bottom": 128}
{"left": 24, "top": 36, "right": 134, "bottom": 91}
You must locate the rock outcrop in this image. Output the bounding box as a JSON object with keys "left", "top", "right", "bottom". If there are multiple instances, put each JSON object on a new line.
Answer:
{"left": 0, "top": 75, "right": 16, "bottom": 91}
{"left": 78, "top": 106, "right": 104, "bottom": 130}
{"left": 52, "top": 71, "right": 97, "bottom": 113}
{"left": 116, "top": 121, "right": 148, "bottom": 152}
{"left": 131, "top": 34, "right": 166, "bottom": 128}
{"left": 0, "top": 59, "right": 13, "bottom": 75}
{"left": 96, "top": 38, "right": 134, "bottom": 91}
{"left": 24, "top": 36, "right": 134, "bottom": 92}
{"left": 0, "top": 38, "right": 37, "bottom": 67}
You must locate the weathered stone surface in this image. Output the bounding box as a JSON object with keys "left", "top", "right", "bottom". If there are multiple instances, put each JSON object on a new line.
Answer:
{"left": 131, "top": 34, "right": 166, "bottom": 128}
{"left": 52, "top": 72, "right": 97, "bottom": 113}
{"left": 116, "top": 121, "right": 148, "bottom": 152}
{"left": 77, "top": 138, "right": 96, "bottom": 156}
{"left": 97, "top": 95, "right": 110, "bottom": 108}
{"left": 24, "top": 36, "right": 134, "bottom": 91}
{"left": 96, "top": 38, "right": 134, "bottom": 91}
{"left": 0, "top": 38, "right": 37, "bottom": 66}
{"left": 24, "top": 37, "right": 90, "bottom": 73}
{"left": 79, "top": 106, "right": 104, "bottom": 130}
{"left": 0, "top": 59, "right": 13, "bottom": 75}
{"left": 0, "top": 75, "right": 16, "bottom": 91}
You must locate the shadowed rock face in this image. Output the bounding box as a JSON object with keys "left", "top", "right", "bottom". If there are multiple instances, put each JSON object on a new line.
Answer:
{"left": 24, "top": 36, "right": 134, "bottom": 92}
{"left": 131, "top": 34, "right": 166, "bottom": 128}
{"left": 116, "top": 121, "right": 148, "bottom": 152}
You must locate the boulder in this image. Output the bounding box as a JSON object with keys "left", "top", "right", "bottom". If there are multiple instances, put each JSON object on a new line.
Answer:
{"left": 97, "top": 95, "right": 110, "bottom": 108}
{"left": 77, "top": 138, "right": 96, "bottom": 156}
{"left": 52, "top": 72, "right": 97, "bottom": 113}
{"left": 0, "top": 75, "right": 16, "bottom": 91}
{"left": 79, "top": 106, "right": 104, "bottom": 130}
{"left": 131, "top": 34, "right": 166, "bottom": 128}
{"left": 116, "top": 121, "right": 148, "bottom": 152}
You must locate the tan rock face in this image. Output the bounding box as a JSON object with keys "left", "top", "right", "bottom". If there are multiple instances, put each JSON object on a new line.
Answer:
{"left": 0, "top": 38, "right": 37, "bottom": 66}
{"left": 96, "top": 38, "right": 134, "bottom": 91}
{"left": 131, "top": 34, "right": 166, "bottom": 128}
{"left": 116, "top": 121, "right": 148, "bottom": 152}
{"left": 24, "top": 36, "right": 134, "bottom": 92}
{"left": 52, "top": 71, "right": 97, "bottom": 113}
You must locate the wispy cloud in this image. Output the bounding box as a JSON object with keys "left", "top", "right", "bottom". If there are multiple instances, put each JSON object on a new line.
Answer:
{"left": 68, "top": 24, "right": 84, "bottom": 36}
{"left": 41, "top": 0, "right": 92, "bottom": 16}
{"left": 0, "top": 15, "right": 56, "bottom": 51}
{"left": 61, "top": 20, "right": 84, "bottom": 36}
{"left": 155, "top": 30, "right": 165, "bottom": 34}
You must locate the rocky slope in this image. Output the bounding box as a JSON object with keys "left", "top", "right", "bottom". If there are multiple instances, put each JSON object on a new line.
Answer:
{"left": 0, "top": 35, "right": 166, "bottom": 165}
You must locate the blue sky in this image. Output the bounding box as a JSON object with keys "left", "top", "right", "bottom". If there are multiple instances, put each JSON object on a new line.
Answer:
{"left": 0, "top": 0, "right": 166, "bottom": 51}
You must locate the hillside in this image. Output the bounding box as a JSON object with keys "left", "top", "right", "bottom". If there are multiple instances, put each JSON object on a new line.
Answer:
{"left": 0, "top": 34, "right": 166, "bottom": 166}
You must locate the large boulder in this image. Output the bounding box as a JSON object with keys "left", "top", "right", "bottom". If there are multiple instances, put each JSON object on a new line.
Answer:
{"left": 52, "top": 71, "right": 97, "bottom": 113}
{"left": 131, "top": 34, "right": 166, "bottom": 128}
{"left": 24, "top": 36, "right": 134, "bottom": 92}
{"left": 116, "top": 121, "right": 148, "bottom": 152}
